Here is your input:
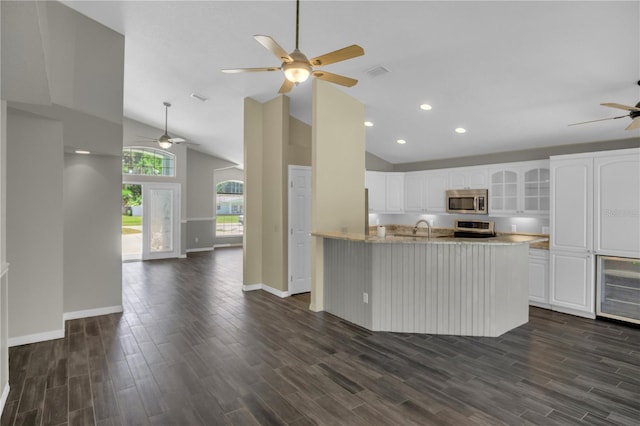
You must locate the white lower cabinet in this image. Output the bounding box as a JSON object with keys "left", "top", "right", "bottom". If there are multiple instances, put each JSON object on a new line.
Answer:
{"left": 528, "top": 249, "right": 549, "bottom": 308}
{"left": 549, "top": 250, "right": 595, "bottom": 318}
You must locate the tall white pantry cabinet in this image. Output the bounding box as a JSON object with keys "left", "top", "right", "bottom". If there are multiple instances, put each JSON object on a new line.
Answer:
{"left": 550, "top": 148, "right": 640, "bottom": 319}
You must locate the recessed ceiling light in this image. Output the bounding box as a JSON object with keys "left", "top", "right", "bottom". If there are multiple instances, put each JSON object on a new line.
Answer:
{"left": 420, "top": 104, "right": 432, "bottom": 111}
{"left": 75, "top": 150, "right": 91, "bottom": 155}
{"left": 396, "top": 139, "right": 407, "bottom": 145}
{"left": 190, "top": 93, "right": 208, "bottom": 102}
{"left": 455, "top": 127, "right": 467, "bottom": 134}
{"left": 364, "top": 121, "right": 374, "bottom": 127}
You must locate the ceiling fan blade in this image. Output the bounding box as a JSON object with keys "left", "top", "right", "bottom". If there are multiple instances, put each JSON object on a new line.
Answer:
{"left": 278, "top": 79, "right": 294, "bottom": 94}
{"left": 254, "top": 35, "right": 292, "bottom": 62}
{"left": 568, "top": 115, "right": 627, "bottom": 126}
{"left": 601, "top": 102, "right": 640, "bottom": 112}
{"left": 309, "top": 45, "right": 365, "bottom": 67}
{"left": 175, "top": 141, "right": 200, "bottom": 146}
{"left": 312, "top": 70, "right": 358, "bottom": 87}
{"left": 136, "top": 135, "right": 158, "bottom": 140}
{"left": 168, "top": 137, "right": 186, "bottom": 143}
{"left": 625, "top": 117, "right": 640, "bottom": 131}
{"left": 222, "top": 67, "right": 280, "bottom": 74}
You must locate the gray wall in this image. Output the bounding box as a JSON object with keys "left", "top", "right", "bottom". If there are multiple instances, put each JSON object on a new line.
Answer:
{"left": 365, "top": 151, "right": 394, "bottom": 172}
{"left": 64, "top": 153, "right": 122, "bottom": 313}
{"left": 394, "top": 137, "right": 640, "bottom": 172}
{"left": 7, "top": 110, "right": 64, "bottom": 340}
{"left": 186, "top": 149, "right": 238, "bottom": 251}
{"left": 2, "top": 0, "right": 124, "bottom": 346}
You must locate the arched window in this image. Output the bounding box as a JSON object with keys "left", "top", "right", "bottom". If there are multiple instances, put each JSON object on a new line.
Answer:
{"left": 122, "top": 146, "right": 176, "bottom": 177}
{"left": 216, "top": 181, "right": 244, "bottom": 236}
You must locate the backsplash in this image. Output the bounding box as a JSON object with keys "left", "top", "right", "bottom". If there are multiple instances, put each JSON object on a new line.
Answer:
{"left": 370, "top": 213, "right": 549, "bottom": 235}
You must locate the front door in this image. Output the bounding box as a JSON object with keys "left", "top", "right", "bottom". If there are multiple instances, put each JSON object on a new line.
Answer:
{"left": 142, "top": 183, "right": 181, "bottom": 260}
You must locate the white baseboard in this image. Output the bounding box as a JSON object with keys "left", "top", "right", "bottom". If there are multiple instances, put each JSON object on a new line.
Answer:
{"left": 179, "top": 254, "right": 187, "bottom": 259}
{"left": 242, "top": 283, "right": 263, "bottom": 292}
{"left": 63, "top": 305, "right": 123, "bottom": 321}
{"left": 262, "top": 284, "right": 290, "bottom": 298}
{"left": 9, "top": 328, "right": 65, "bottom": 347}
{"left": 0, "top": 382, "right": 9, "bottom": 416}
{"left": 242, "top": 283, "right": 289, "bottom": 298}
{"left": 185, "top": 247, "right": 214, "bottom": 253}
{"left": 214, "top": 243, "right": 242, "bottom": 248}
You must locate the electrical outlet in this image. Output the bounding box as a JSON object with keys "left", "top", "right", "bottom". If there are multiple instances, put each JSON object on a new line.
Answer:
{"left": 195, "top": 237, "right": 199, "bottom": 243}
{"left": 363, "top": 292, "right": 369, "bottom": 304}
{"left": 542, "top": 226, "right": 550, "bottom": 234}
{"left": 511, "top": 224, "right": 517, "bottom": 232}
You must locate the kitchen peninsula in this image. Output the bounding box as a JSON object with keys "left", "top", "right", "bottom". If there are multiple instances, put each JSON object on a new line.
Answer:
{"left": 314, "top": 227, "right": 547, "bottom": 337}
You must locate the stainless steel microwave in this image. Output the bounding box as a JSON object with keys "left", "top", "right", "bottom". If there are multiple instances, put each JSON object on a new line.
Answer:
{"left": 446, "top": 189, "right": 488, "bottom": 214}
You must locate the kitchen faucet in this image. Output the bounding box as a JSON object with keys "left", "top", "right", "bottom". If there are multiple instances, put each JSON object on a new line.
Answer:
{"left": 413, "top": 219, "right": 432, "bottom": 238}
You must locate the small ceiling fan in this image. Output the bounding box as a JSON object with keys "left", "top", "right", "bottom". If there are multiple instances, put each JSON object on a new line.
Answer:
{"left": 137, "top": 102, "right": 198, "bottom": 148}
{"left": 221, "top": 0, "right": 364, "bottom": 93}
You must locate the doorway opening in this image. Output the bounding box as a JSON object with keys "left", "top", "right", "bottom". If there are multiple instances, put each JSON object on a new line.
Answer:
{"left": 121, "top": 182, "right": 181, "bottom": 261}
{"left": 122, "top": 183, "right": 143, "bottom": 261}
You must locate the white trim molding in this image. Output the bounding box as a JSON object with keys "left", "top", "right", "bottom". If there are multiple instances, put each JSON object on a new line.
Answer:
{"left": 186, "top": 217, "right": 215, "bottom": 222}
{"left": 242, "top": 283, "right": 263, "bottom": 292}
{"left": 185, "top": 247, "right": 214, "bottom": 253}
{"left": 242, "top": 283, "right": 290, "bottom": 298}
{"left": 63, "top": 305, "right": 123, "bottom": 322}
{"left": 9, "top": 328, "right": 65, "bottom": 347}
{"left": 0, "top": 383, "right": 9, "bottom": 415}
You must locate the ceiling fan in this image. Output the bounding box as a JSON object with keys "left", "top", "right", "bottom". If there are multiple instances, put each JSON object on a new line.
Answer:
{"left": 569, "top": 82, "right": 640, "bottom": 131}
{"left": 221, "top": 0, "right": 364, "bottom": 93}
{"left": 137, "top": 102, "right": 198, "bottom": 148}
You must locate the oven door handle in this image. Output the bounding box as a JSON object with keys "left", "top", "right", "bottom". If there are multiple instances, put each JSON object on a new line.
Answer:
{"left": 473, "top": 196, "right": 478, "bottom": 212}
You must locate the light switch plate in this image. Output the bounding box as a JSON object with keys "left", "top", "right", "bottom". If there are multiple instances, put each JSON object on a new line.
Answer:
{"left": 511, "top": 224, "right": 517, "bottom": 232}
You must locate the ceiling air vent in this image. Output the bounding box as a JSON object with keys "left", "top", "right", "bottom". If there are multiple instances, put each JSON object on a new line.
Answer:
{"left": 365, "top": 65, "right": 390, "bottom": 78}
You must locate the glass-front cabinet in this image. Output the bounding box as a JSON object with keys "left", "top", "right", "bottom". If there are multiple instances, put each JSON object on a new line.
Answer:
{"left": 523, "top": 167, "right": 550, "bottom": 213}
{"left": 490, "top": 168, "right": 519, "bottom": 214}
{"left": 489, "top": 160, "right": 549, "bottom": 216}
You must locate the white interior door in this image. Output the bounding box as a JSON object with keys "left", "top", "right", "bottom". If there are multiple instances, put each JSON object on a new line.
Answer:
{"left": 142, "top": 183, "right": 180, "bottom": 260}
{"left": 288, "top": 166, "right": 312, "bottom": 295}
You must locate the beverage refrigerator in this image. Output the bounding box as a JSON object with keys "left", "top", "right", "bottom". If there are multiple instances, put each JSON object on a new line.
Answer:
{"left": 596, "top": 256, "right": 640, "bottom": 324}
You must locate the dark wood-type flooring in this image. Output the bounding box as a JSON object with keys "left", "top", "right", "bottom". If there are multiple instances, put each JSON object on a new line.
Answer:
{"left": 2, "top": 247, "right": 640, "bottom": 425}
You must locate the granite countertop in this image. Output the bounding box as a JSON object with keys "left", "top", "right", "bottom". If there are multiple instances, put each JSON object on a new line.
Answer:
{"left": 313, "top": 228, "right": 549, "bottom": 247}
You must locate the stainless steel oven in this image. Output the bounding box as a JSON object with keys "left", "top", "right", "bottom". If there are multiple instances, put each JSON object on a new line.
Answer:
{"left": 446, "top": 189, "right": 488, "bottom": 214}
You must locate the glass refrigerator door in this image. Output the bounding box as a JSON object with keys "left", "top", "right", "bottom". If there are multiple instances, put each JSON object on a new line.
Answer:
{"left": 597, "top": 256, "right": 640, "bottom": 324}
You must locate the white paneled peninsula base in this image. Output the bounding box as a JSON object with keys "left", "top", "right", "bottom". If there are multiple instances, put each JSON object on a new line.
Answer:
{"left": 315, "top": 232, "right": 547, "bottom": 337}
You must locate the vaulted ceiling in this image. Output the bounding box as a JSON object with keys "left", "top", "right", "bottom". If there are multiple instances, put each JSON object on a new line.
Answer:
{"left": 62, "top": 1, "right": 640, "bottom": 167}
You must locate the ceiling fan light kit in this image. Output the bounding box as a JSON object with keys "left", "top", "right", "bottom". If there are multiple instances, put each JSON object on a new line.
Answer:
{"left": 283, "top": 50, "right": 311, "bottom": 83}
{"left": 222, "top": 0, "right": 364, "bottom": 93}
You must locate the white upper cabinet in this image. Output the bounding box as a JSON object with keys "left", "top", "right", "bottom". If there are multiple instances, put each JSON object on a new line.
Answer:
{"left": 425, "top": 171, "right": 448, "bottom": 213}
{"left": 489, "top": 166, "right": 520, "bottom": 215}
{"left": 366, "top": 171, "right": 386, "bottom": 212}
{"left": 385, "top": 173, "right": 404, "bottom": 212}
{"left": 403, "top": 170, "right": 448, "bottom": 213}
{"left": 448, "top": 167, "right": 488, "bottom": 189}
{"left": 366, "top": 171, "right": 404, "bottom": 213}
{"left": 404, "top": 172, "right": 426, "bottom": 212}
{"left": 489, "top": 160, "right": 550, "bottom": 216}
{"left": 550, "top": 156, "right": 593, "bottom": 253}
{"left": 523, "top": 166, "right": 550, "bottom": 214}
{"left": 594, "top": 149, "right": 640, "bottom": 258}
